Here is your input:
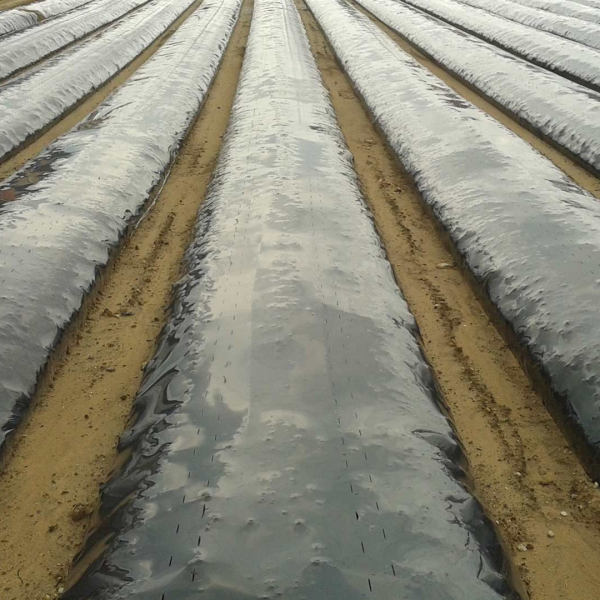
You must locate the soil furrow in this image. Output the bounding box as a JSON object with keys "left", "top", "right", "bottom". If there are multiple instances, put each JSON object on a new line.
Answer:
{"left": 297, "top": 1, "right": 600, "bottom": 599}
{"left": 0, "top": 2, "right": 251, "bottom": 597}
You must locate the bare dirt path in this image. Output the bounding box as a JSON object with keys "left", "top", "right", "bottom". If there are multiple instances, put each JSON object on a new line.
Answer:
{"left": 0, "top": 2, "right": 252, "bottom": 598}
{"left": 0, "top": 0, "right": 38, "bottom": 11}
{"left": 297, "top": 2, "right": 600, "bottom": 598}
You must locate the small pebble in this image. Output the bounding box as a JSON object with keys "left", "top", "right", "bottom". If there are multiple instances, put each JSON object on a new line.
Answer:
{"left": 560, "top": 511, "right": 568, "bottom": 517}
{"left": 548, "top": 530, "right": 555, "bottom": 538}
{"left": 516, "top": 543, "right": 528, "bottom": 552}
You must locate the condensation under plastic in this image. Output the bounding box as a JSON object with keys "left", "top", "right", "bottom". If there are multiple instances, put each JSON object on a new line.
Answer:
{"left": 60, "top": 0, "right": 516, "bottom": 598}
{"left": 0, "top": 0, "right": 152, "bottom": 81}
{"left": 399, "top": 0, "right": 600, "bottom": 92}
{"left": 509, "top": 0, "right": 600, "bottom": 25}
{"left": 0, "top": 0, "right": 94, "bottom": 37}
{"left": 307, "top": 0, "right": 600, "bottom": 470}
{"left": 453, "top": 0, "right": 600, "bottom": 51}
{"left": 0, "top": 0, "right": 196, "bottom": 162}
{"left": 356, "top": 0, "right": 600, "bottom": 175}
{"left": 0, "top": 0, "right": 241, "bottom": 455}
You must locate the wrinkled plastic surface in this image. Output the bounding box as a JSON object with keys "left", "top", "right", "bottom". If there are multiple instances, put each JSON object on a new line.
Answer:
{"left": 568, "top": 0, "right": 600, "bottom": 9}
{"left": 61, "top": 0, "right": 515, "bottom": 598}
{"left": 357, "top": 0, "right": 600, "bottom": 174}
{"left": 0, "top": 0, "right": 152, "bottom": 81}
{"left": 454, "top": 0, "right": 600, "bottom": 51}
{"left": 0, "top": 0, "right": 241, "bottom": 455}
{"left": 0, "top": 0, "right": 94, "bottom": 36}
{"left": 510, "top": 0, "right": 600, "bottom": 24}
{"left": 399, "top": 0, "right": 600, "bottom": 92}
{"left": 0, "top": 10, "right": 36, "bottom": 36}
{"left": 0, "top": 0, "right": 196, "bottom": 162}
{"left": 307, "top": 0, "right": 600, "bottom": 469}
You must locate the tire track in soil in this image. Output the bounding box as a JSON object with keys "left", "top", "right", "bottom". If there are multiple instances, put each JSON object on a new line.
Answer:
{"left": 0, "top": 2, "right": 252, "bottom": 598}
{"left": 0, "top": 0, "right": 205, "bottom": 182}
{"left": 297, "top": 2, "right": 600, "bottom": 599}
{"left": 348, "top": 0, "right": 600, "bottom": 198}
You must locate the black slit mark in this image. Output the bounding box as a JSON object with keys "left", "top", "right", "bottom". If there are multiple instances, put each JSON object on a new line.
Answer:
{"left": 382, "top": 528, "right": 387, "bottom": 539}
{"left": 197, "top": 535, "right": 202, "bottom": 546}
{"left": 346, "top": 460, "right": 349, "bottom": 468}
{"left": 361, "top": 541, "right": 365, "bottom": 554}
{"left": 376, "top": 501, "right": 380, "bottom": 511}
{"left": 369, "top": 474, "right": 372, "bottom": 483}
{"left": 341, "top": 437, "right": 345, "bottom": 445}
{"left": 355, "top": 512, "right": 359, "bottom": 521}
{"left": 359, "top": 429, "right": 362, "bottom": 436}
{"left": 350, "top": 483, "right": 354, "bottom": 493}
{"left": 202, "top": 504, "right": 207, "bottom": 518}
{"left": 364, "top": 452, "right": 367, "bottom": 460}
{"left": 368, "top": 578, "right": 372, "bottom": 592}
{"left": 176, "top": 524, "right": 180, "bottom": 534}
{"left": 391, "top": 564, "right": 396, "bottom": 576}
{"left": 182, "top": 495, "right": 186, "bottom": 503}
{"left": 168, "top": 556, "right": 173, "bottom": 566}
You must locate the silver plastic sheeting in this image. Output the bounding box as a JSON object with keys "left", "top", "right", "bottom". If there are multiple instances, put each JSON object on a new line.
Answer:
{"left": 399, "top": 0, "right": 600, "bottom": 92}
{"left": 569, "top": 0, "right": 600, "bottom": 9}
{"left": 0, "top": 0, "right": 196, "bottom": 162}
{"left": 356, "top": 0, "right": 600, "bottom": 174}
{"left": 0, "top": 0, "right": 241, "bottom": 454}
{"left": 0, "top": 10, "right": 37, "bottom": 36}
{"left": 60, "top": 0, "right": 516, "bottom": 598}
{"left": 0, "top": 0, "right": 152, "bottom": 81}
{"left": 453, "top": 0, "right": 600, "bottom": 51}
{"left": 508, "top": 0, "right": 600, "bottom": 25}
{"left": 307, "top": 0, "right": 600, "bottom": 471}
{"left": 0, "top": 0, "right": 94, "bottom": 37}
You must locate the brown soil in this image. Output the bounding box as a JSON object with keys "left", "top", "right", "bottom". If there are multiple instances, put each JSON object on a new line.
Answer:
{"left": 297, "top": 2, "right": 600, "bottom": 599}
{"left": 0, "top": 2, "right": 251, "bottom": 598}
{"left": 0, "top": 0, "right": 37, "bottom": 11}
{"left": 0, "top": 0, "right": 205, "bottom": 182}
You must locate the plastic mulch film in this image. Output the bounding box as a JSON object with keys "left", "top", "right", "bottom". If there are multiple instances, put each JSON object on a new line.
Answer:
{"left": 60, "top": 0, "right": 517, "bottom": 598}
{"left": 0, "top": 0, "right": 154, "bottom": 81}
{"left": 356, "top": 0, "right": 600, "bottom": 175}
{"left": 452, "top": 0, "right": 600, "bottom": 51}
{"left": 509, "top": 0, "right": 600, "bottom": 25}
{"left": 307, "top": 0, "right": 600, "bottom": 472}
{"left": 0, "top": 0, "right": 95, "bottom": 37}
{"left": 0, "top": 0, "right": 197, "bottom": 162}
{"left": 398, "top": 0, "right": 600, "bottom": 92}
{"left": 0, "top": 0, "right": 242, "bottom": 454}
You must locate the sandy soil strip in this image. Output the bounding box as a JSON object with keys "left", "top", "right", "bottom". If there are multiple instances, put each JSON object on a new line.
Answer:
{"left": 0, "top": 0, "right": 38, "bottom": 11}
{"left": 0, "top": 0, "right": 204, "bottom": 182}
{"left": 0, "top": 2, "right": 252, "bottom": 598}
{"left": 297, "top": 2, "right": 600, "bottom": 599}
{"left": 348, "top": 0, "right": 600, "bottom": 200}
